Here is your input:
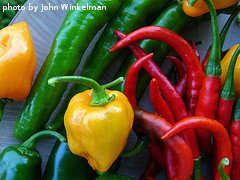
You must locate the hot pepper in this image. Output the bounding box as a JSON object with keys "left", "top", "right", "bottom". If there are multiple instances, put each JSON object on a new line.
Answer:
{"left": 134, "top": 109, "right": 193, "bottom": 180}
{"left": 48, "top": 76, "right": 134, "bottom": 172}
{"left": 15, "top": 0, "right": 124, "bottom": 141}
{"left": 0, "top": 21, "right": 36, "bottom": 120}
{"left": 0, "top": 130, "right": 66, "bottom": 180}
{"left": 161, "top": 116, "right": 232, "bottom": 180}
{"left": 229, "top": 97, "right": 240, "bottom": 180}
{"left": 216, "top": 46, "right": 240, "bottom": 131}
{"left": 114, "top": 30, "right": 200, "bottom": 162}
{"left": 182, "top": 0, "right": 238, "bottom": 17}
{"left": 194, "top": 0, "right": 222, "bottom": 156}
{"left": 221, "top": 44, "right": 240, "bottom": 97}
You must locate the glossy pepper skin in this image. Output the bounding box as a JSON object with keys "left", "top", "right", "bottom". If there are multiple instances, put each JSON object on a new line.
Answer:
{"left": 115, "top": 3, "right": 192, "bottom": 95}
{"left": 46, "top": 0, "right": 171, "bottom": 131}
{"left": 43, "top": 139, "right": 98, "bottom": 180}
{"left": 229, "top": 97, "right": 240, "bottom": 180}
{"left": 0, "top": 21, "right": 36, "bottom": 101}
{"left": 0, "top": 130, "right": 65, "bottom": 180}
{"left": 182, "top": 0, "right": 238, "bottom": 17}
{"left": 15, "top": 0, "right": 124, "bottom": 141}
{"left": 47, "top": 76, "right": 134, "bottom": 172}
{"left": 65, "top": 89, "right": 133, "bottom": 172}
{"left": 221, "top": 44, "right": 240, "bottom": 97}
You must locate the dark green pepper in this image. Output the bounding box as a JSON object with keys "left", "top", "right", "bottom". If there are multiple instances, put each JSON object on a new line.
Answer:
{"left": 0, "top": 130, "right": 66, "bottom": 180}
{"left": 43, "top": 140, "right": 98, "bottom": 180}
{"left": 14, "top": 0, "right": 124, "bottom": 141}
{"left": 46, "top": 0, "right": 172, "bottom": 131}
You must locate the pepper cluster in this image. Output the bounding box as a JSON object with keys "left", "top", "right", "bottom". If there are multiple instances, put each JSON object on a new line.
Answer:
{"left": 0, "top": 0, "right": 239, "bottom": 179}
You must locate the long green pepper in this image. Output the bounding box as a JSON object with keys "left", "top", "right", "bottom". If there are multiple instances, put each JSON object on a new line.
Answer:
{"left": 14, "top": 0, "right": 124, "bottom": 141}
{"left": 47, "top": 0, "right": 171, "bottom": 131}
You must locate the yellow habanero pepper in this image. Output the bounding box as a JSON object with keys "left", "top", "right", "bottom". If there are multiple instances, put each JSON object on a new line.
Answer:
{"left": 221, "top": 44, "right": 240, "bottom": 97}
{"left": 48, "top": 76, "right": 134, "bottom": 172}
{"left": 0, "top": 22, "right": 36, "bottom": 120}
{"left": 182, "top": 0, "right": 238, "bottom": 17}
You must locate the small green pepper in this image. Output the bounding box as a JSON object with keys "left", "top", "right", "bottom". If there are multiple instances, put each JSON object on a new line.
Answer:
{"left": 0, "top": 130, "right": 66, "bottom": 180}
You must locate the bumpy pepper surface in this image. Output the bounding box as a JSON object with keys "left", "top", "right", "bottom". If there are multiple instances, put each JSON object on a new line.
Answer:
{"left": 221, "top": 44, "right": 240, "bottom": 97}
{"left": 0, "top": 21, "right": 36, "bottom": 101}
{"left": 182, "top": 0, "right": 238, "bottom": 17}
{"left": 48, "top": 76, "right": 134, "bottom": 172}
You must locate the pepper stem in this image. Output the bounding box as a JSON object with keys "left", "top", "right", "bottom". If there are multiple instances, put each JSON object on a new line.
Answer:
{"left": 218, "top": 158, "right": 230, "bottom": 180}
{"left": 121, "top": 135, "right": 150, "bottom": 158}
{"left": 188, "top": 0, "right": 198, "bottom": 6}
{"left": 220, "top": 46, "right": 240, "bottom": 100}
{"left": 233, "top": 97, "right": 240, "bottom": 121}
{"left": 194, "top": 157, "right": 201, "bottom": 180}
{"left": 22, "top": 130, "right": 66, "bottom": 150}
{"left": 204, "top": 0, "right": 221, "bottom": 77}
{"left": 48, "top": 76, "right": 124, "bottom": 106}
{"left": 219, "top": 5, "right": 240, "bottom": 51}
{"left": 237, "top": 12, "right": 240, "bottom": 26}
{"left": 0, "top": 98, "right": 9, "bottom": 121}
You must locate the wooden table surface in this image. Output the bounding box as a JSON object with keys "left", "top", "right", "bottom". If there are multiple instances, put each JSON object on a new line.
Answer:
{"left": 0, "top": 0, "right": 239, "bottom": 179}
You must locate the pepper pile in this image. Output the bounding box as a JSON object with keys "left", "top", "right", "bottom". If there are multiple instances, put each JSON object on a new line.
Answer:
{"left": 0, "top": 0, "right": 239, "bottom": 179}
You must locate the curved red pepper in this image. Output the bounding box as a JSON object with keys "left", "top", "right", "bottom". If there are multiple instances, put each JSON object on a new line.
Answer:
{"left": 166, "top": 56, "right": 185, "bottom": 79}
{"left": 150, "top": 78, "right": 175, "bottom": 124}
{"left": 114, "top": 30, "right": 200, "bottom": 160}
{"left": 161, "top": 116, "right": 232, "bottom": 180}
{"left": 134, "top": 109, "right": 193, "bottom": 180}
{"left": 140, "top": 158, "right": 159, "bottom": 180}
{"left": 110, "top": 26, "right": 203, "bottom": 116}
{"left": 229, "top": 97, "right": 240, "bottom": 180}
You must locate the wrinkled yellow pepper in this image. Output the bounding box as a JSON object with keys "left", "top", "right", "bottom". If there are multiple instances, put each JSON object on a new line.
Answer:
{"left": 182, "top": 0, "right": 238, "bottom": 17}
{"left": 48, "top": 76, "right": 134, "bottom": 172}
{"left": 221, "top": 44, "right": 240, "bottom": 97}
{"left": 0, "top": 22, "right": 36, "bottom": 101}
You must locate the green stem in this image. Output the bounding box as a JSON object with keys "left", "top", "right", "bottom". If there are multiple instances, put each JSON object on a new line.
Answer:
{"left": 0, "top": 98, "right": 9, "bottom": 121}
{"left": 219, "top": 5, "right": 240, "bottom": 51}
{"left": 194, "top": 157, "right": 201, "bottom": 180}
{"left": 188, "top": 0, "right": 198, "bottom": 7}
{"left": 237, "top": 12, "right": 240, "bottom": 26}
{"left": 204, "top": 0, "right": 221, "bottom": 77}
{"left": 102, "top": 77, "right": 124, "bottom": 89}
{"left": 121, "top": 135, "right": 150, "bottom": 158}
{"left": 23, "top": 130, "right": 66, "bottom": 150}
{"left": 48, "top": 76, "right": 119, "bottom": 106}
{"left": 220, "top": 46, "right": 240, "bottom": 99}
{"left": 218, "top": 158, "right": 230, "bottom": 180}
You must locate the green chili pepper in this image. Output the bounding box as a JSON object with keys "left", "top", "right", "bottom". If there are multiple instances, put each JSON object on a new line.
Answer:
{"left": 46, "top": 0, "right": 172, "bottom": 131}
{"left": 43, "top": 140, "right": 97, "bottom": 180}
{"left": 0, "top": 130, "right": 66, "bottom": 180}
{"left": 14, "top": 0, "right": 124, "bottom": 141}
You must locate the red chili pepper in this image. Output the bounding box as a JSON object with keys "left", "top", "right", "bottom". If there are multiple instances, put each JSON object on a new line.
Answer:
{"left": 147, "top": 141, "right": 165, "bottom": 169}
{"left": 124, "top": 53, "right": 153, "bottom": 109}
{"left": 150, "top": 78, "right": 175, "bottom": 124}
{"left": 186, "top": 39, "right": 201, "bottom": 60}
{"left": 166, "top": 56, "right": 185, "bottom": 79}
{"left": 161, "top": 116, "right": 233, "bottom": 180}
{"left": 216, "top": 46, "right": 240, "bottom": 131}
{"left": 201, "top": 51, "right": 211, "bottom": 70}
{"left": 134, "top": 109, "right": 193, "bottom": 180}
{"left": 194, "top": 0, "right": 222, "bottom": 157}
{"left": 139, "top": 158, "right": 159, "bottom": 180}
{"left": 114, "top": 30, "right": 200, "bottom": 160}
{"left": 110, "top": 26, "right": 203, "bottom": 117}
{"left": 149, "top": 78, "right": 177, "bottom": 178}
{"left": 229, "top": 97, "right": 240, "bottom": 180}
{"left": 175, "top": 73, "right": 187, "bottom": 97}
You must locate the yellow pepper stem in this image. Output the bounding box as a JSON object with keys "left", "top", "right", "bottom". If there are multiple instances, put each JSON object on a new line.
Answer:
{"left": 48, "top": 76, "right": 124, "bottom": 106}
{"left": 0, "top": 98, "right": 8, "bottom": 121}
